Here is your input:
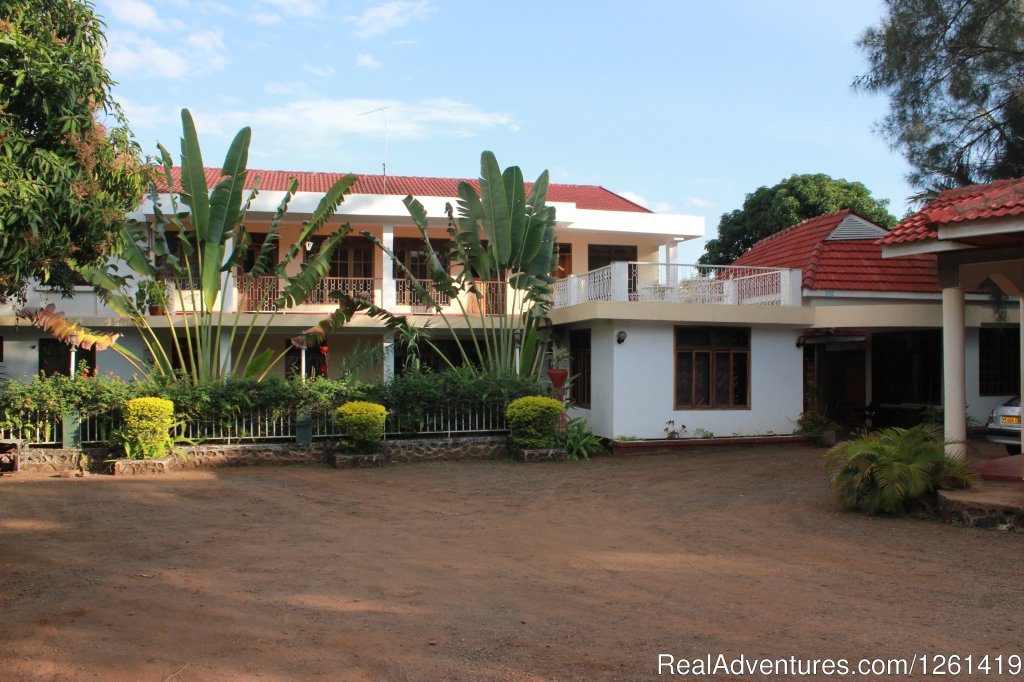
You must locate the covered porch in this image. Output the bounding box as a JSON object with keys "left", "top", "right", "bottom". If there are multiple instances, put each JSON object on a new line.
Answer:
{"left": 880, "top": 178, "right": 1024, "bottom": 478}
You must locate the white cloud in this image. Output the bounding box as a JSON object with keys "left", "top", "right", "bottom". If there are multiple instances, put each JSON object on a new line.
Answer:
{"left": 190, "top": 98, "right": 517, "bottom": 148}
{"left": 345, "top": 1, "right": 435, "bottom": 38}
{"left": 619, "top": 190, "right": 675, "bottom": 213}
{"left": 106, "top": 28, "right": 227, "bottom": 79}
{"left": 185, "top": 29, "right": 228, "bottom": 71}
{"left": 356, "top": 53, "right": 382, "bottom": 68}
{"left": 302, "top": 64, "right": 336, "bottom": 78}
{"left": 686, "top": 196, "right": 714, "bottom": 208}
{"left": 106, "top": 32, "right": 188, "bottom": 78}
{"left": 106, "top": 0, "right": 162, "bottom": 29}
{"left": 265, "top": 82, "right": 307, "bottom": 95}
{"left": 250, "top": 12, "right": 281, "bottom": 25}
{"left": 263, "top": 0, "right": 323, "bottom": 18}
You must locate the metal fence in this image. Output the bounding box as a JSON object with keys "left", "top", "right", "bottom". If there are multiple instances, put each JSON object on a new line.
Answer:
{"left": 1, "top": 401, "right": 510, "bottom": 447}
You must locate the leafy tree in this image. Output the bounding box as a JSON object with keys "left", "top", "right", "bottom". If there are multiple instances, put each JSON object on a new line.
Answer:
{"left": 856, "top": 0, "right": 1024, "bottom": 194}
{"left": 699, "top": 173, "right": 897, "bottom": 265}
{"left": 0, "top": 0, "right": 147, "bottom": 297}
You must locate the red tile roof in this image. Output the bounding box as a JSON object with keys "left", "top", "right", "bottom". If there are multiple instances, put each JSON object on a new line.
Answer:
{"left": 879, "top": 176, "right": 1024, "bottom": 245}
{"left": 153, "top": 167, "right": 651, "bottom": 213}
{"left": 734, "top": 210, "right": 939, "bottom": 293}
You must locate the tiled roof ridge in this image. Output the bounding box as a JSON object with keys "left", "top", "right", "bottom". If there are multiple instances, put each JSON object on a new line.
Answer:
{"left": 156, "top": 166, "right": 653, "bottom": 213}
{"left": 750, "top": 209, "right": 852, "bottom": 247}
{"left": 804, "top": 239, "right": 827, "bottom": 288}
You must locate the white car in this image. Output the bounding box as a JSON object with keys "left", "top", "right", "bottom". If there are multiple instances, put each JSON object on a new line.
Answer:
{"left": 986, "top": 397, "right": 1021, "bottom": 455}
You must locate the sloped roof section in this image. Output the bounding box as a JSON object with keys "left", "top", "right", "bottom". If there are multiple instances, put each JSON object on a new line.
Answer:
{"left": 154, "top": 167, "right": 652, "bottom": 213}
{"left": 734, "top": 210, "right": 938, "bottom": 293}
{"left": 879, "top": 177, "right": 1024, "bottom": 245}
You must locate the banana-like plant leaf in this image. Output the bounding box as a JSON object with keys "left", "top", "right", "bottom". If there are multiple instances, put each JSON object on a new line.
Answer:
{"left": 206, "top": 126, "right": 250, "bottom": 247}
{"left": 18, "top": 304, "right": 123, "bottom": 351}
{"left": 479, "top": 151, "right": 511, "bottom": 261}
{"left": 242, "top": 348, "right": 275, "bottom": 379}
{"left": 178, "top": 110, "right": 210, "bottom": 237}
{"left": 285, "top": 174, "right": 358, "bottom": 265}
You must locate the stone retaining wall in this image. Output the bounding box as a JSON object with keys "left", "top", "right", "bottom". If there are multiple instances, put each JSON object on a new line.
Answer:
{"left": 938, "top": 491, "right": 1024, "bottom": 531}
{"left": 112, "top": 443, "right": 332, "bottom": 476}
{"left": 382, "top": 436, "right": 508, "bottom": 463}
{"left": 23, "top": 436, "right": 512, "bottom": 476}
{"left": 19, "top": 448, "right": 107, "bottom": 475}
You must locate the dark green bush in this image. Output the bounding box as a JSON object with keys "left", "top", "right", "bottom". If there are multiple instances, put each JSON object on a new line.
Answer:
{"left": 506, "top": 396, "right": 563, "bottom": 449}
{"left": 335, "top": 401, "right": 388, "bottom": 453}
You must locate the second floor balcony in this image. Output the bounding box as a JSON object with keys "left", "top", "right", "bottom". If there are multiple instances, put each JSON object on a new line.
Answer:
{"left": 554, "top": 262, "right": 801, "bottom": 308}
{"left": 168, "top": 275, "right": 513, "bottom": 316}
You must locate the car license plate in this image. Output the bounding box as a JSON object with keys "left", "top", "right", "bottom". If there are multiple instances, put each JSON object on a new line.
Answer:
{"left": 1002, "top": 415, "right": 1021, "bottom": 424}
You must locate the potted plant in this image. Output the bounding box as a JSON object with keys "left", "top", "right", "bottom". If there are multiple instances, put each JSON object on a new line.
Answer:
{"left": 546, "top": 342, "right": 570, "bottom": 390}
{"left": 136, "top": 280, "right": 169, "bottom": 315}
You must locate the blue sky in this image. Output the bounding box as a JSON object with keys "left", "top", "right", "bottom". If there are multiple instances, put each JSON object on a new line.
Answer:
{"left": 98, "top": 0, "right": 914, "bottom": 263}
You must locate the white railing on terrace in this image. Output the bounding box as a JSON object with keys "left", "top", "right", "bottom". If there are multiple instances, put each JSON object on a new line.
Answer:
{"left": 553, "top": 262, "right": 800, "bottom": 308}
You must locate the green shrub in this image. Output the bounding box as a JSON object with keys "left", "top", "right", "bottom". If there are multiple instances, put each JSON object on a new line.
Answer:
{"left": 506, "top": 396, "right": 563, "bottom": 449}
{"left": 118, "top": 397, "right": 175, "bottom": 460}
{"left": 560, "top": 416, "right": 605, "bottom": 460}
{"left": 823, "top": 424, "right": 979, "bottom": 515}
{"left": 335, "top": 401, "right": 388, "bottom": 453}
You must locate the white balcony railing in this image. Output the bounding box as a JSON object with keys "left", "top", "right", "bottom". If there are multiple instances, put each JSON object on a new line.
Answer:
{"left": 554, "top": 262, "right": 800, "bottom": 308}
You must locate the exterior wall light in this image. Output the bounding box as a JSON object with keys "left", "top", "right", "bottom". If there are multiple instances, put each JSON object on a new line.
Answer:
{"left": 616, "top": 330, "right": 627, "bottom": 344}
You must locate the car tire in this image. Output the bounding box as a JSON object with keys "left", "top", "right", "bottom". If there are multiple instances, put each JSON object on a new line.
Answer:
{"left": 1006, "top": 444, "right": 1021, "bottom": 456}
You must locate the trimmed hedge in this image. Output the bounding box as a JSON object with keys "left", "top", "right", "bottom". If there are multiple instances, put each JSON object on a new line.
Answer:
{"left": 120, "top": 397, "right": 175, "bottom": 459}
{"left": 506, "top": 396, "right": 563, "bottom": 449}
{"left": 335, "top": 401, "right": 388, "bottom": 453}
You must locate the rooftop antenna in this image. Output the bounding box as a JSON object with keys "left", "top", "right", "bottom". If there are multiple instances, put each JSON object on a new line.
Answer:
{"left": 360, "top": 106, "right": 389, "bottom": 192}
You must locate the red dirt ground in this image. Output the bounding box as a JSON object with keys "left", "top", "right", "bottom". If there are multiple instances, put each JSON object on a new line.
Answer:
{"left": 1, "top": 444, "right": 1022, "bottom": 681}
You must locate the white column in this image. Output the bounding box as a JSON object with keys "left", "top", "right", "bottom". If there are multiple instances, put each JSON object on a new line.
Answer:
{"left": 381, "top": 224, "right": 396, "bottom": 309}
{"left": 666, "top": 242, "right": 679, "bottom": 287}
{"left": 383, "top": 331, "right": 395, "bottom": 381}
{"left": 942, "top": 286, "right": 967, "bottom": 457}
{"left": 610, "top": 262, "right": 629, "bottom": 301}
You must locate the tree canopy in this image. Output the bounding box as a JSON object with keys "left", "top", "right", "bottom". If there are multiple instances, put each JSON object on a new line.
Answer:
{"left": 699, "top": 174, "right": 897, "bottom": 266}
{"left": 856, "top": 0, "right": 1024, "bottom": 195}
{"left": 0, "top": 0, "right": 147, "bottom": 298}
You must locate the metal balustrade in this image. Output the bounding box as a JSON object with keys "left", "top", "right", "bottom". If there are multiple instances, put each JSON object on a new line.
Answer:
{"left": 308, "top": 277, "right": 377, "bottom": 305}
{"left": 395, "top": 278, "right": 451, "bottom": 308}
{"left": 2, "top": 402, "right": 511, "bottom": 448}
{"left": 554, "top": 262, "right": 797, "bottom": 308}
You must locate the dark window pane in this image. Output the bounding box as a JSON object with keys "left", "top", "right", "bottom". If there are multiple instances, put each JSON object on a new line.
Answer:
{"left": 677, "top": 352, "right": 693, "bottom": 406}
{"left": 569, "top": 329, "right": 592, "bottom": 408}
{"left": 732, "top": 352, "right": 749, "bottom": 406}
{"left": 714, "top": 351, "right": 730, "bottom": 407}
{"left": 713, "top": 328, "right": 750, "bottom": 349}
{"left": 693, "top": 352, "right": 711, "bottom": 406}
{"left": 676, "top": 327, "right": 711, "bottom": 347}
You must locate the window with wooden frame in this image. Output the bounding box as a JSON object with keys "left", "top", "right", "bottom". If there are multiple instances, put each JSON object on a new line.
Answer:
{"left": 569, "top": 329, "right": 591, "bottom": 408}
{"left": 331, "top": 237, "right": 375, "bottom": 279}
{"left": 979, "top": 327, "right": 1020, "bottom": 396}
{"left": 674, "top": 327, "right": 750, "bottom": 409}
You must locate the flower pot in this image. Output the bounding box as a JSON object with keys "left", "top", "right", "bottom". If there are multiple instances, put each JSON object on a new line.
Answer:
{"left": 546, "top": 368, "right": 568, "bottom": 390}
{"left": 148, "top": 305, "right": 162, "bottom": 315}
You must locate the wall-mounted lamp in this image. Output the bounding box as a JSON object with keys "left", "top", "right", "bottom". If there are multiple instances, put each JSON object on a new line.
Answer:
{"left": 304, "top": 240, "right": 315, "bottom": 252}
{"left": 616, "top": 330, "right": 627, "bottom": 344}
